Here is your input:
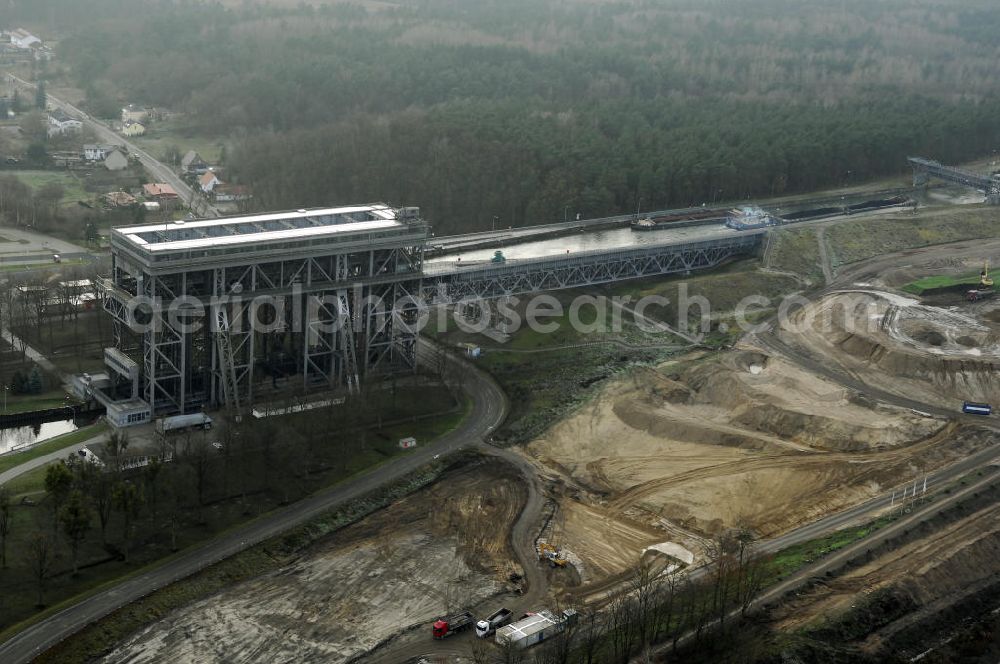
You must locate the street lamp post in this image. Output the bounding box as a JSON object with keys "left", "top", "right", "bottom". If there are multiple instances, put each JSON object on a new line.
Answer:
{"left": 492, "top": 216, "right": 499, "bottom": 232}
{"left": 563, "top": 205, "right": 569, "bottom": 223}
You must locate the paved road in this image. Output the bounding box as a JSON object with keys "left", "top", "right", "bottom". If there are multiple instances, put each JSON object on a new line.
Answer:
{"left": 0, "top": 431, "right": 106, "bottom": 487}
{"left": 0, "top": 339, "right": 511, "bottom": 664}
{"left": 7, "top": 74, "right": 220, "bottom": 219}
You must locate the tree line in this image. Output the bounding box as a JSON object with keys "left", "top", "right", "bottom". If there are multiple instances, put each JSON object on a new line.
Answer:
{"left": 7, "top": 0, "right": 998, "bottom": 233}
{"left": 0, "top": 377, "right": 452, "bottom": 627}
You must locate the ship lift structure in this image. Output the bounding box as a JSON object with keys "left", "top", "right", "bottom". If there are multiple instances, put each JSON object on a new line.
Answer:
{"left": 98, "top": 203, "right": 763, "bottom": 423}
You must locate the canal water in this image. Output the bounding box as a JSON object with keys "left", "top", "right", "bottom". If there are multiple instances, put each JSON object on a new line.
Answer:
{"left": 425, "top": 222, "right": 738, "bottom": 264}
{"left": 0, "top": 418, "right": 80, "bottom": 455}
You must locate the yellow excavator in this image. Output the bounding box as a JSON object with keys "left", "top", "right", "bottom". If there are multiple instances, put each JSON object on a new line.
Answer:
{"left": 967, "top": 261, "right": 995, "bottom": 302}
{"left": 538, "top": 542, "right": 567, "bottom": 568}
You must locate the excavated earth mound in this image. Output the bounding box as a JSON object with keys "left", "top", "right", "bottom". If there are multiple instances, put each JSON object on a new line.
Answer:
{"left": 780, "top": 290, "right": 1000, "bottom": 407}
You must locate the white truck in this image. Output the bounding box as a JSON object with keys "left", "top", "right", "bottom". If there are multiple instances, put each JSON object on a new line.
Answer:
{"left": 476, "top": 607, "right": 513, "bottom": 638}
{"left": 496, "top": 609, "right": 578, "bottom": 649}
{"left": 155, "top": 412, "right": 213, "bottom": 435}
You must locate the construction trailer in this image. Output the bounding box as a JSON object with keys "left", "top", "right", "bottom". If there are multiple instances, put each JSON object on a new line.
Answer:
{"left": 496, "top": 609, "right": 578, "bottom": 649}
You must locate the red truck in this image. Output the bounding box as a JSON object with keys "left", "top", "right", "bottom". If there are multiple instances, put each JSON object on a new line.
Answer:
{"left": 432, "top": 611, "right": 475, "bottom": 639}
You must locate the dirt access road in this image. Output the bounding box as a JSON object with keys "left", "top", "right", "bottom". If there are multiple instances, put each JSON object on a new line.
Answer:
{"left": 0, "top": 340, "right": 535, "bottom": 664}
{"left": 7, "top": 73, "right": 220, "bottom": 218}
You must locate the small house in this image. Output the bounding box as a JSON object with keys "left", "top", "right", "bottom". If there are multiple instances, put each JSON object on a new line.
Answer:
{"left": 199, "top": 170, "right": 221, "bottom": 193}
{"left": 84, "top": 144, "right": 117, "bottom": 161}
{"left": 47, "top": 109, "right": 83, "bottom": 136}
{"left": 213, "top": 184, "right": 252, "bottom": 202}
{"left": 180, "top": 150, "right": 208, "bottom": 174}
{"left": 121, "top": 120, "right": 145, "bottom": 137}
{"left": 142, "top": 183, "right": 179, "bottom": 209}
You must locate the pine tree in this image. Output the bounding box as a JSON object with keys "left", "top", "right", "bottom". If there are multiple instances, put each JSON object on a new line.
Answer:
{"left": 27, "top": 366, "right": 44, "bottom": 394}
{"left": 35, "top": 81, "right": 46, "bottom": 110}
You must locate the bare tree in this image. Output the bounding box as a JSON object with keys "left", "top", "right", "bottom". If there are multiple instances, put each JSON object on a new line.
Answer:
{"left": 734, "top": 524, "right": 767, "bottom": 617}
{"left": 163, "top": 463, "right": 193, "bottom": 551}
{"left": 27, "top": 531, "right": 54, "bottom": 607}
{"left": 144, "top": 457, "right": 164, "bottom": 524}
{"left": 652, "top": 565, "right": 685, "bottom": 647}
{"left": 577, "top": 608, "right": 605, "bottom": 664}
{"left": 179, "top": 433, "right": 213, "bottom": 521}
{"left": 496, "top": 639, "right": 525, "bottom": 664}
{"left": 43, "top": 461, "right": 73, "bottom": 536}
{"left": 470, "top": 639, "right": 493, "bottom": 664}
{"left": 0, "top": 487, "right": 11, "bottom": 568}
{"left": 105, "top": 429, "right": 130, "bottom": 476}
{"left": 608, "top": 586, "right": 638, "bottom": 663}
{"left": 60, "top": 489, "right": 91, "bottom": 575}
{"left": 706, "top": 531, "right": 737, "bottom": 635}
{"left": 533, "top": 616, "right": 577, "bottom": 664}
{"left": 629, "top": 560, "right": 660, "bottom": 655}
{"left": 112, "top": 480, "right": 143, "bottom": 563}
{"left": 79, "top": 462, "right": 114, "bottom": 545}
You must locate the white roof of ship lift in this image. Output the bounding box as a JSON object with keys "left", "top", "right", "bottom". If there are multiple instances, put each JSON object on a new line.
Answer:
{"left": 114, "top": 204, "right": 400, "bottom": 253}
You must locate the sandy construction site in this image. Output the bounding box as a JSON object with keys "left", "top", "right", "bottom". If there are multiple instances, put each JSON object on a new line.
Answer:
{"left": 775, "top": 289, "right": 1000, "bottom": 408}
{"left": 102, "top": 461, "right": 526, "bottom": 664}
{"left": 525, "top": 272, "right": 1000, "bottom": 595}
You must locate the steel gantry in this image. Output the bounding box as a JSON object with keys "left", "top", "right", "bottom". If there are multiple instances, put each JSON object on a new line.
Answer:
{"left": 101, "top": 204, "right": 428, "bottom": 416}
{"left": 98, "top": 203, "right": 763, "bottom": 420}
{"left": 909, "top": 157, "right": 1000, "bottom": 205}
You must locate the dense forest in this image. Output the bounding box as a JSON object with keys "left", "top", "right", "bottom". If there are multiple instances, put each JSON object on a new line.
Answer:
{"left": 7, "top": 0, "right": 1000, "bottom": 233}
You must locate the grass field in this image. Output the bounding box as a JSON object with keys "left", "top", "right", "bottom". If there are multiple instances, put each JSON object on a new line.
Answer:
{"left": 767, "top": 227, "right": 823, "bottom": 283}
{"left": 2, "top": 391, "right": 77, "bottom": 414}
{"left": 901, "top": 273, "right": 982, "bottom": 295}
{"left": 826, "top": 206, "right": 1000, "bottom": 265}
{"left": 130, "top": 118, "right": 226, "bottom": 166}
{"left": 765, "top": 515, "right": 895, "bottom": 582}
{"left": 12, "top": 170, "right": 89, "bottom": 207}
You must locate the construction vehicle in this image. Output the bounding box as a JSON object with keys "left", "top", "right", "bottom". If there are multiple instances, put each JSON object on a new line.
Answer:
{"left": 476, "top": 607, "right": 513, "bottom": 638}
{"left": 496, "top": 609, "right": 578, "bottom": 648}
{"left": 538, "top": 542, "right": 567, "bottom": 568}
{"left": 967, "top": 261, "right": 995, "bottom": 301}
{"left": 432, "top": 611, "right": 475, "bottom": 639}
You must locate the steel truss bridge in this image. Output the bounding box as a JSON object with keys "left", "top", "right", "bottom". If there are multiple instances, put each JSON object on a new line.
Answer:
{"left": 909, "top": 157, "right": 1000, "bottom": 205}
{"left": 421, "top": 234, "right": 760, "bottom": 302}
{"left": 99, "top": 205, "right": 763, "bottom": 418}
